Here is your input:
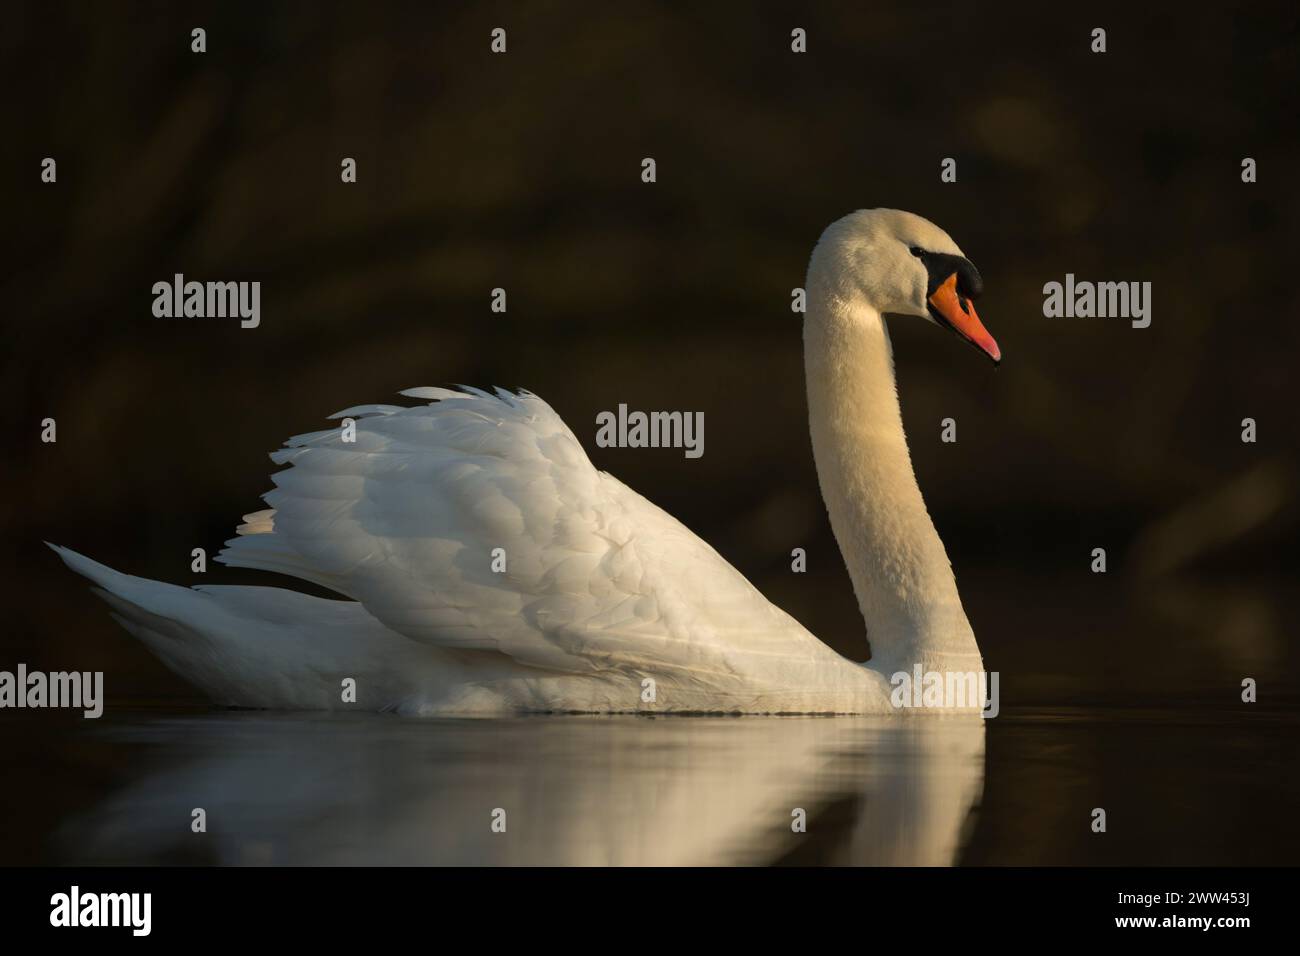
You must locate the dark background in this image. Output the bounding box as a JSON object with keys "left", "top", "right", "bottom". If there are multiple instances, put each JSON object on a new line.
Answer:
{"left": 3, "top": 1, "right": 1298, "bottom": 711}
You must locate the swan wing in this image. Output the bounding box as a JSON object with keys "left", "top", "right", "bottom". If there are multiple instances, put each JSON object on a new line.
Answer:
{"left": 218, "top": 387, "right": 818, "bottom": 685}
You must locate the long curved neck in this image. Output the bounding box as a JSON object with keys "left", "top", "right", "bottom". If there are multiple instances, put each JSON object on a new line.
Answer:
{"left": 803, "top": 286, "right": 981, "bottom": 675}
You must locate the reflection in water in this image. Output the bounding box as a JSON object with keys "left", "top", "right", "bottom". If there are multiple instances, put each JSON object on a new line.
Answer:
{"left": 59, "top": 714, "right": 985, "bottom": 866}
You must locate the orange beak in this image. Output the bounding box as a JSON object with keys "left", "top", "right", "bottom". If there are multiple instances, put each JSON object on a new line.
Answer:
{"left": 928, "top": 273, "right": 1001, "bottom": 364}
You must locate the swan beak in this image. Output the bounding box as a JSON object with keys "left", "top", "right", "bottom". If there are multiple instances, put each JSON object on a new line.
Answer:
{"left": 928, "top": 273, "right": 1001, "bottom": 364}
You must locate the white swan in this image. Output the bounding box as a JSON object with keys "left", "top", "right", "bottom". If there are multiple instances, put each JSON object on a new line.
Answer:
{"left": 53, "top": 209, "right": 1000, "bottom": 716}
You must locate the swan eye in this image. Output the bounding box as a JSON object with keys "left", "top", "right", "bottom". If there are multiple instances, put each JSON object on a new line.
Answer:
{"left": 909, "top": 246, "right": 924, "bottom": 257}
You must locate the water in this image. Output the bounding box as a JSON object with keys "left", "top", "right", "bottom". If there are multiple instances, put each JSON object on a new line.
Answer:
{"left": 3, "top": 706, "right": 1295, "bottom": 865}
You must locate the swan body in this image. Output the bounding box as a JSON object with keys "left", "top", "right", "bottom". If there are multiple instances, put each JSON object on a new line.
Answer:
{"left": 54, "top": 209, "right": 1000, "bottom": 716}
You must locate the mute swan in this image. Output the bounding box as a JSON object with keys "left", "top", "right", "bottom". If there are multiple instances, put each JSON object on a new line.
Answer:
{"left": 52, "top": 208, "right": 1000, "bottom": 716}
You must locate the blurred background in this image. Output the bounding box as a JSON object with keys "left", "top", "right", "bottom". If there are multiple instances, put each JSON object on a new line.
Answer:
{"left": 2, "top": 1, "right": 1297, "bottom": 714}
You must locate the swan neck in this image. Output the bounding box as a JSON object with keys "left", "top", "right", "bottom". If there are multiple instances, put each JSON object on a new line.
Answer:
{"left": 802, "top": 289, "right": 980, "bottom": 674}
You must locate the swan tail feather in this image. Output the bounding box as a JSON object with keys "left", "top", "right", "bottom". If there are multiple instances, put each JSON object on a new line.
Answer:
{"left": 46, "top": 543, "right": 254, "bottom": 702}
{"left": 47, "top": 543, "right": 440, "bottom": 709}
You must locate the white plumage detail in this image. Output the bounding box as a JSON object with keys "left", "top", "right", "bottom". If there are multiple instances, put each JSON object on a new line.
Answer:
{"left": 52, "top": 386, "right": 885, "bottom": 714}
{"left": 53, "top": 209, "right": 991, "bottom": 715}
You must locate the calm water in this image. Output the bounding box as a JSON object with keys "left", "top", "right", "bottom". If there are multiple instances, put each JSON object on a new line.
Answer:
{"left": 2, "top": 706, "right": 1295, "bottom": 865}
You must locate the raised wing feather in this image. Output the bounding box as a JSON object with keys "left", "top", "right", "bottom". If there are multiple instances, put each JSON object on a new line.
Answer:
{"left": 218, "top": 388, "right": 822, "bottom": 684}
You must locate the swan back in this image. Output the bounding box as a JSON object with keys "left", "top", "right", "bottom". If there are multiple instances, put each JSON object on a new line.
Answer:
{"left": 218, "top": 387, "right": 871, "bottom": 712}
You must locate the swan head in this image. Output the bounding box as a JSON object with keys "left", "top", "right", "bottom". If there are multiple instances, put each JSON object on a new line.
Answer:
{"left": 810, "top": 208, "right": 1001, "bottom": 364}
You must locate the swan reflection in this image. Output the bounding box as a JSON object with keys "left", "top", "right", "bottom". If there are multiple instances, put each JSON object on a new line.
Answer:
{"left": 62, "top": 713, "right": 985, "bottom": 866}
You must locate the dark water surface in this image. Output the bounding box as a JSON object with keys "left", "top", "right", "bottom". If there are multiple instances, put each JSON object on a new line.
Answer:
{"left": 2, "top": 705, "right": 1294, "bottom": 866}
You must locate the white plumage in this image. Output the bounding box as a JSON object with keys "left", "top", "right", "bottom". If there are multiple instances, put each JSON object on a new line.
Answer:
{"left": 54, "top": 209, "right": 997, "bottom": 715}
